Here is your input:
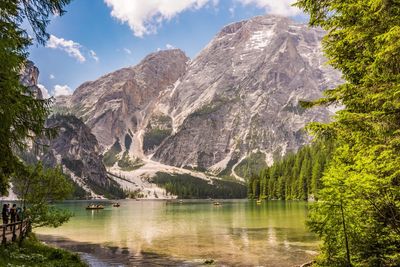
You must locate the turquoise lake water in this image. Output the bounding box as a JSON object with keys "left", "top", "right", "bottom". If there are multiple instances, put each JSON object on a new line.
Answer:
{"left": 36, "top": 200, "right": 319, "bottom": 266}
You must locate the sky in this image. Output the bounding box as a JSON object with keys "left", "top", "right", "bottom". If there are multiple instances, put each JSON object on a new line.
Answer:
{"left": 27, "top": 0, "right": 306, "bottom": 98}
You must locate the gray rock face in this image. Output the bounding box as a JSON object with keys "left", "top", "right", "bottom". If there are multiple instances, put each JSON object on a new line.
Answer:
{"left": 59, "top": 15, "right": 342, "bottom": 177}
{"left": 152, "top": 15, "right": 341, "bottom": 171}
{"left": 39, "top": 115, "right": 123, "bottom": 198}
{"left": 67, "top": 49, "right": 189, "bottom": 150}
{"left": 43, "top": 115, "right": 105, "bottom": 183}
{"left": 20, "top": 61, "right": 123, "bottom": 198}
{"left": 20, "top": 60, "right": 43, "bottom": 99}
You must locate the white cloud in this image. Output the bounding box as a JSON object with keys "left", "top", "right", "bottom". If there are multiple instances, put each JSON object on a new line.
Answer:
{"left": 89, "top": 50, "right": 99, "bottom": 62}
{"left": 166, "top": 43, "right": 175, "bottom": 49}
{"left": 229, "top": 6, "right": 235, "bottom": 17}
{"left": 49, "top": 74, "right": 55, "bottom": 79}
{"left": 235, "top": 0, "right": 300, "bottom": 16}
{"left": 54, "top": 84, "right": 72, "bottom": 97}
{"left": 104, "top": 0, "right": 218, "bottom": 37}
{"left": 37, "top": 84, "right": 51, "bottom": 99}
{"left": 47, "top": 35, "right": 86, "bottom": 62}
{"left": 123, "top": 48, "right": 132, "bottom": 54}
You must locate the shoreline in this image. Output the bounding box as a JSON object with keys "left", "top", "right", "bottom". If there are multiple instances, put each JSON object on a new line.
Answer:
{"left": 38, "top": 234, "right": 318, "bottom": 267}
{"left": 37, "top": 234, "right": 200, "bottom": 267}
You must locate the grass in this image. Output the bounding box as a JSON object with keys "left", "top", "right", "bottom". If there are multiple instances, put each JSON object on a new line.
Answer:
{"left": 0, "top": 234, "right": 87, "bottom": 267}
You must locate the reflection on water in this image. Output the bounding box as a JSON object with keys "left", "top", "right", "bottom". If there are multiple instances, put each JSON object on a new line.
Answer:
{"left": 36, "top": 200, "right": 318, "bottom": 266}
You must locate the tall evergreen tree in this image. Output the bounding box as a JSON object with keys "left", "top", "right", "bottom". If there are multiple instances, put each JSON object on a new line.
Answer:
{"left": 248, "top": 141, "right": 333, "bottom": 201}
{"left": 0, "top": 0, "right": 71, "bottom": 195}
{"left": 295, "top": 1, "right": 400, "bottom": 265}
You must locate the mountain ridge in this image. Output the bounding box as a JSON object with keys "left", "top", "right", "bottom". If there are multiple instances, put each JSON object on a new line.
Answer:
{"left": 55, "top": 15, "right": 342, "bottom": 186}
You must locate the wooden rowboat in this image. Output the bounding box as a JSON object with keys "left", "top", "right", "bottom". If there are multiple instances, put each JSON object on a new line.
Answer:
{"left": 86, "top": 205, "right": 104, "bottom": 210}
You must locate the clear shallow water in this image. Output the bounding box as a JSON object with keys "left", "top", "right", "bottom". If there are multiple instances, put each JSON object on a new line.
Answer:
{"left": 36, "top": 200, "right": 318, "bottom": 267}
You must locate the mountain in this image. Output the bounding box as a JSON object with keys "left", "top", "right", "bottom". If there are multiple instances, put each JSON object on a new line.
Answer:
{"left": 39, "top": 114, "right": 124, "bottom": 199}
{"left": 151, "top": 16, "right": 341, "bottom": 175}
{"left": 56, "top": 15, "right": 342, "bottom": 184}
{"left": 65, "top": 49, "right": 189, "bottom": 152}
{"left": 18, "top": 61, "right": 124, "bottom": 199}
{"left": 20, "top": 60, "right": 43, "bottom": 99}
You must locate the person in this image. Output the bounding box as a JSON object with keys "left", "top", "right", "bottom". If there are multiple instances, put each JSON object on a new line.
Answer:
{"left": 16, "top": 207, "right": 22, "bottom": 221}
{"left": 2, "top": 204, "right": 8, "bottom": 225}
{"left": 10, "top": 204, "right": 17, "bottom": 224}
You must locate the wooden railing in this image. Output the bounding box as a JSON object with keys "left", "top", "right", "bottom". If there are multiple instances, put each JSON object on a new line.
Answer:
{"left": 0, "top": 219, "right": 30, "bottom": 244}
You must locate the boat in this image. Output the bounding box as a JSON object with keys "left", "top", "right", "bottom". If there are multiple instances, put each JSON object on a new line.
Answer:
{"left": 256, "top": 200, "right": 262, "bottom": 204}
{"left": 213, "top": 201, "right": 221, "bottom": 206}
{"left": 112, "top": 203, "right": 120, "bottom": 207}
{"left": 86, "top": 204, "right": 104, "bottom": 210}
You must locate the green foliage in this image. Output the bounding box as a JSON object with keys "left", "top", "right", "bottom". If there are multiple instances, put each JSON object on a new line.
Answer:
{"left": 12, "top": 162, "right": 73, "bottom": 228}
{"left": 148, "top": 114, "right": 172, "bottom": 126}
{"left": 0, "top": 0, "right": 71, "bottom": 196}
{"left": 0, "top": 233, "right": 87, "bottom": 267}
{"left": 117, "top": 151, "right": 144, "bottom": 171}
{"left": 234, "top": 151, "right": 268, "bottom": 178}
{"left": 125, "top": 189, "right": 145, "bottom": 199}
{"left": 151, "top": 172, "right": 247, "bottom": 199}
{"left": 70, "top": 179, "right": 89, "bottom": 200}
{"left": 84, "top": 176, "right": 125, "bottom": 200}
{"left": 124, "top": 134, "right": 132, "bottom": 150}
{"left": 294, "top": 1, "right": 400, "bottom": 265}
{"left": 248, "top": 141, "right": 334, "bottom": 200}
{"left": 142, "top": 128, "right": 172, "bottom": 152}
{"left": 190, "top": 97, "right": 232, "bottom": 118}
{"left": 103, "top": 139, "right": 122, "bottom": 167}
{"left": 61, "top": 158, "right": 84, "bottom": 177}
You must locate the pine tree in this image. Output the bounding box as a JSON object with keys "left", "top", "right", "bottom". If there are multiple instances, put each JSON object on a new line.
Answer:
{"left": 0, "top": 0, "right": 71, "bottom": 195}
{"left": 295, "top": 0, "right": 400, "bottom": 265}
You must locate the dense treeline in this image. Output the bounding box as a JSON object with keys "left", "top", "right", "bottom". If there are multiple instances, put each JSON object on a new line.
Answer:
{"left": 152, "top": 172, "right": 247, "bottom": 199}
{"left": 248, "top": 141, "right": 334, "bottom": 200}
{"left": 294, "top": 1, "right": 400, "bottom": 266}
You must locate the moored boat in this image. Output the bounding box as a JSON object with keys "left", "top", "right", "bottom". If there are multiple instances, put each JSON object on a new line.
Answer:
{"left": 86, "top": 204, "right": 104, "bottom": 210}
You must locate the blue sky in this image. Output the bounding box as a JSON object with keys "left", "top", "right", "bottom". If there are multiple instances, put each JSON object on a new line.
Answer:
{"left": 28, "top": 0, "right": 305, "bottom": 97}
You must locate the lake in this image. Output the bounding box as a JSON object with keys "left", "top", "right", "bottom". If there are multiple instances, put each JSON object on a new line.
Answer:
{"left": 36, "top": 200, "right": 319, "bottom": 267}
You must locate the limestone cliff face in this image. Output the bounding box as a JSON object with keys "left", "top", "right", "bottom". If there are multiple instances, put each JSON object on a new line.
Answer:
{"left": 67, "top": 49, "right": 189, "bottom": 150}
{"left": 20, "top": 61, "right": 123, "bottom": 198}
{"left": 151, "top": 15, "right": 341, "bottom": 172}
{"left": 56, "top": 15, "right": 342, "bottom": 179}
{"left": 20, "top": 60, "right": 43, "bottom": 99}
{"left": 40, "top": 115, "right": 123, "bottom": 198}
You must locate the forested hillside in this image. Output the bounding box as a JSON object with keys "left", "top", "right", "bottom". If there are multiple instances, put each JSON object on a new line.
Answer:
{"left": 152, "top": 172, "right": 247, "bottom": 199}
{"left": 248, "top": 141, "right": 334, "bottom": 200}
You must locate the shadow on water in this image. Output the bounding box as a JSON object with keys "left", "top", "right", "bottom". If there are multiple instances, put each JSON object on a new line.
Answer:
{"left": 37, "top": 234, "right": 200, "bottom": 267}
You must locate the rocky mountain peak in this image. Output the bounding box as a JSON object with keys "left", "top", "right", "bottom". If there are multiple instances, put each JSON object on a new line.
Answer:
{"left": 151, "top": 15, "right": 341, "bottom": 174}
{"left": 140, "top": 48, "right": 188, "bottom": 66}
{"left": 55, "top": 15, "right": 342, "bottom": 180}
{"left": 218, "top": 15, "right": 291, "bottom": 37}
{"left": 20, "top": 60, "right": 43, "bottom": 99}
{"left": 66, "top": 48, "right": 189, "bottom": 149}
